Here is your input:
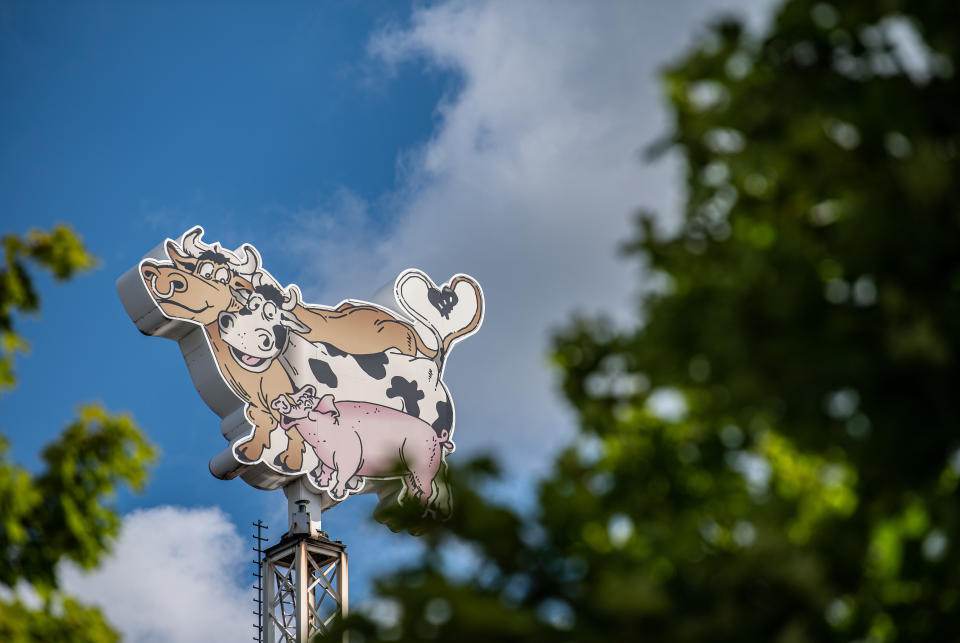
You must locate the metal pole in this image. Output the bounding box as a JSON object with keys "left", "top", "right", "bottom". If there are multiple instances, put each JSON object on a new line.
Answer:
{"left": 264, "top": 555, "right": 277, "bottom": 643}
{"left": 295, "top": 541, "right": 309, "bottom": 643}
{"left": 260, "top": 498, "right": 348, "bottom": 642}
{"left": 340, "top": 547, "right": 349, "bottom": 643}
{"left": 253, "top": 521, "right": 269, "bottom": 643}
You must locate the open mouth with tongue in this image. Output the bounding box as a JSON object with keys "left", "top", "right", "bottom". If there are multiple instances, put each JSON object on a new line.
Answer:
{"left": 229, "top": 346, "right": 269, "bottom": 370}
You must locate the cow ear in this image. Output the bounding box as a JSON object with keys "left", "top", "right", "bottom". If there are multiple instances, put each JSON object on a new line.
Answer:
{"left": 280, "top": 310, "right": 311, "bottom": 335}
{"left": 166, "top": 240, "right": 194, "bottom": 271}
{"left": 230, "top": 287, "right": 251, "bottom": 306}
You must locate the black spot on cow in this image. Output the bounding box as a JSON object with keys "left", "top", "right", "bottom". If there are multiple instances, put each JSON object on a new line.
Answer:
{"left": 432, "top": 400, "right": 453, "bottom": 437}
{"left": 386, "top": 376, "right": 424, "bottom": 417}
{"left": 320, "top": 342, "right": 348, "bottom": 358}
{"left": 273, "top": 324, "right": 288, "bottom": 351}
{"left": 309, "top": 359, "right": 338, "bottom": 389}
{"left": 353, "top": 352, "right": 389, "bottom": 380}
{"left": 427, "top": 286, "right": 458, "bottom": 319}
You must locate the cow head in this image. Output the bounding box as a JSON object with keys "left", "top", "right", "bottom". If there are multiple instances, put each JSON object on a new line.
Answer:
{"left": 140, "top": 227, "right": 258, "bottom": 326}
{"left": 217, "top": 276, "right": 310, "bottom": 373}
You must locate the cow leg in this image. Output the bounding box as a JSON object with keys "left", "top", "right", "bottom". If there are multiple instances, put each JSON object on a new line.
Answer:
{"left": 273, "top": 428, "right": 305, "bottom": 472}
{"left": 235, "top": 426, "right": 271, "bottom": 462}
{"left": 235, "top": 406, "right": 279, "bottom": 463}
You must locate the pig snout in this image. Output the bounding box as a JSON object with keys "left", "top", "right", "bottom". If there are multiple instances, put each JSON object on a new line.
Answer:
{"left": 271, "top": 396, "right": 292, "bottom": 414}
{"left": 272, "top": 394, "right": 311, "bottom": 419}
{"left": 289, "top": 385, "right": 317, "bottom": 405}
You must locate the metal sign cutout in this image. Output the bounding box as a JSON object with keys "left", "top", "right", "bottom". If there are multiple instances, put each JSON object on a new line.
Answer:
{"left": 117, "top": 226, "right": 483, "bottom": 517}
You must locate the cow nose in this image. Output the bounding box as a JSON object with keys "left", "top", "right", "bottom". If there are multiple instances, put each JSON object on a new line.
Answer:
{"left": 218, "top": 312, "right": 234, "bottom": 331}
{"left": 170, "top": 277, "right": 186, "bottom": 293}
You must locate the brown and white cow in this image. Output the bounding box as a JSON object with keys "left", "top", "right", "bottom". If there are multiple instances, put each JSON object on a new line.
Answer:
{"left": 216, "top": 269, "right": 484, "bottom": 462}
{"left": 138, "top": 227, "right": 435, "bottom": 472}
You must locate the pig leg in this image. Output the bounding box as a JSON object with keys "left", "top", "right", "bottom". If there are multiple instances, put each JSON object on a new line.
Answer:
{"left": 312, "top": 462, "right": 333, "bottom": 488}
{"left": 426, "top": 461, "right": 453, "bottom": 520}
{"left": 330, "top": 432, "right": 363, "bottom": 500}
{"left": 402, "top": 473, "right": 423, "bottom": 502}
{"left": 403, "top": 468, "right": 433, "bottom": 504}
{"left": 400, "top": 439, "right": 443, "bottom": 503}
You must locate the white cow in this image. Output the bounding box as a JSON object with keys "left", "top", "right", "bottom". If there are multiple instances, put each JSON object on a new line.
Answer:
{"left": 215, "top": 270, "right": 482, "bottom": 458}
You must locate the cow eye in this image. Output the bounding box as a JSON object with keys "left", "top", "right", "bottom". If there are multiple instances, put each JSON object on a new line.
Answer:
{"left": 263, "top": 302, "right": 277, "bottom": 321}
{"left": 198, "top": 262, "right": 214, "bottom": 279}
{"left": 248, "top": 296, "right": 262, "bottom": 312}
{"left": 214, "top": 267, "right": 229, "bottom": 283}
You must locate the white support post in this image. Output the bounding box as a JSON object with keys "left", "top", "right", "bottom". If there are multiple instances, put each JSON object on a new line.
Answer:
{"left": 260, "top": 497, "right": 348, "bottom": 643}
{"left": 340, "top": 547, "right": 349, "bottom": 643}
{"left": 263, "top": 555, "right": 277, "bottom": 643}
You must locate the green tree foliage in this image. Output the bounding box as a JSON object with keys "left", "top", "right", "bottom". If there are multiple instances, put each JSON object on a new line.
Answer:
{"left": 335, "top": 1, "right": 960, "bottom": 641}
{"left": 0, "top": 226, "right": 155, "bottom": 642}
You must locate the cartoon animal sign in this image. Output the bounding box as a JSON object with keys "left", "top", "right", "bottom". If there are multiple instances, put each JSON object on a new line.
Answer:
{"left": 117, "top": 226, "right": 483, "bottom": 517}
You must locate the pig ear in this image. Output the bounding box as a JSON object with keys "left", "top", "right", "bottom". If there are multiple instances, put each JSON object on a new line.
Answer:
{"left": 315, "top": 394, "right": 340, "bottom": 419}
{"left": 280, "top": 310, "right": 311, "bottom": 335}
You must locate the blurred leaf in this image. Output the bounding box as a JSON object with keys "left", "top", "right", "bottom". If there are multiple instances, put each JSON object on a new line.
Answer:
{"left": 0, "top": 227, "right": 153, "bottom": 640}
{"left": 349, "top": 1, "right": 960, "bottom": 641}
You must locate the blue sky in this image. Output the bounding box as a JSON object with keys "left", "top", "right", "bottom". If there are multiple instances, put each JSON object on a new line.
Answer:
{"left": 1, "top": 1, "right": 770, "bottom": 639}
{"left": 1, "top": 0, "right": 454, "bottom": 511}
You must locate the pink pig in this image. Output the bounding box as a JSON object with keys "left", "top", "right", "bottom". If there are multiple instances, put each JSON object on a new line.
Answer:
{"left": 271, "top": 385, "right": 454, "bottom": 502}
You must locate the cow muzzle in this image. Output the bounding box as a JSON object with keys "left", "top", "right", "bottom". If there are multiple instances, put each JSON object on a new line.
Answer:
{"left": 142, "top": 263, "right": 187, "bottom": 300}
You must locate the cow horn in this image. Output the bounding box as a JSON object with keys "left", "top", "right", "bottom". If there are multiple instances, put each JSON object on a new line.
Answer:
{"left": 181, "top": 227, "right": 210, "bottom": 258}
{"left": 252, "top": 269, "right": 283, "bottom": 290}
{"left": 281, "top": 285, "right": 301, "bottom": 311}
{"left": 229, "top": 244, "right": 259, "bottom": 275}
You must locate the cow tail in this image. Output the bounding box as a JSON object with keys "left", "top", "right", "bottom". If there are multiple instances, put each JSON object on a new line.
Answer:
{"left": 395, "top": 271, "right": 484, "bottom": 378}
{"left": 417, "top": 332, "right": 449, "bottom": 382}
{"left": 441, "top": 275, "right": 484, "bottom": 355}
{"left": 411, "top": 324, "right": 442, "bottom": 362}
{"left": 433, "top": 275, "right": 483, "bottom": 377}
{"left": 429, "top": 326, "right": 448, "bottom": 379}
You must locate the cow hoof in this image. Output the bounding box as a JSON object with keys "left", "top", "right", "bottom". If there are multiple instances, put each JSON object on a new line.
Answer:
{"left": 235, "top": 443, "right": 264, "bottom": 463}
{"left": 273, "top": 453, "right": 298, "bottom": 473}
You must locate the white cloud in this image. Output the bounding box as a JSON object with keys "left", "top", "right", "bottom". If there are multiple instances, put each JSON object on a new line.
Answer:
{"left": 59, "top": 5, "right": 784, "bottom": 634}
{"left": 283, "top": 0, "right": 773, "bottom": 481}
{"left": 60, "top": 506, "right": 252, "bottom": 643}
